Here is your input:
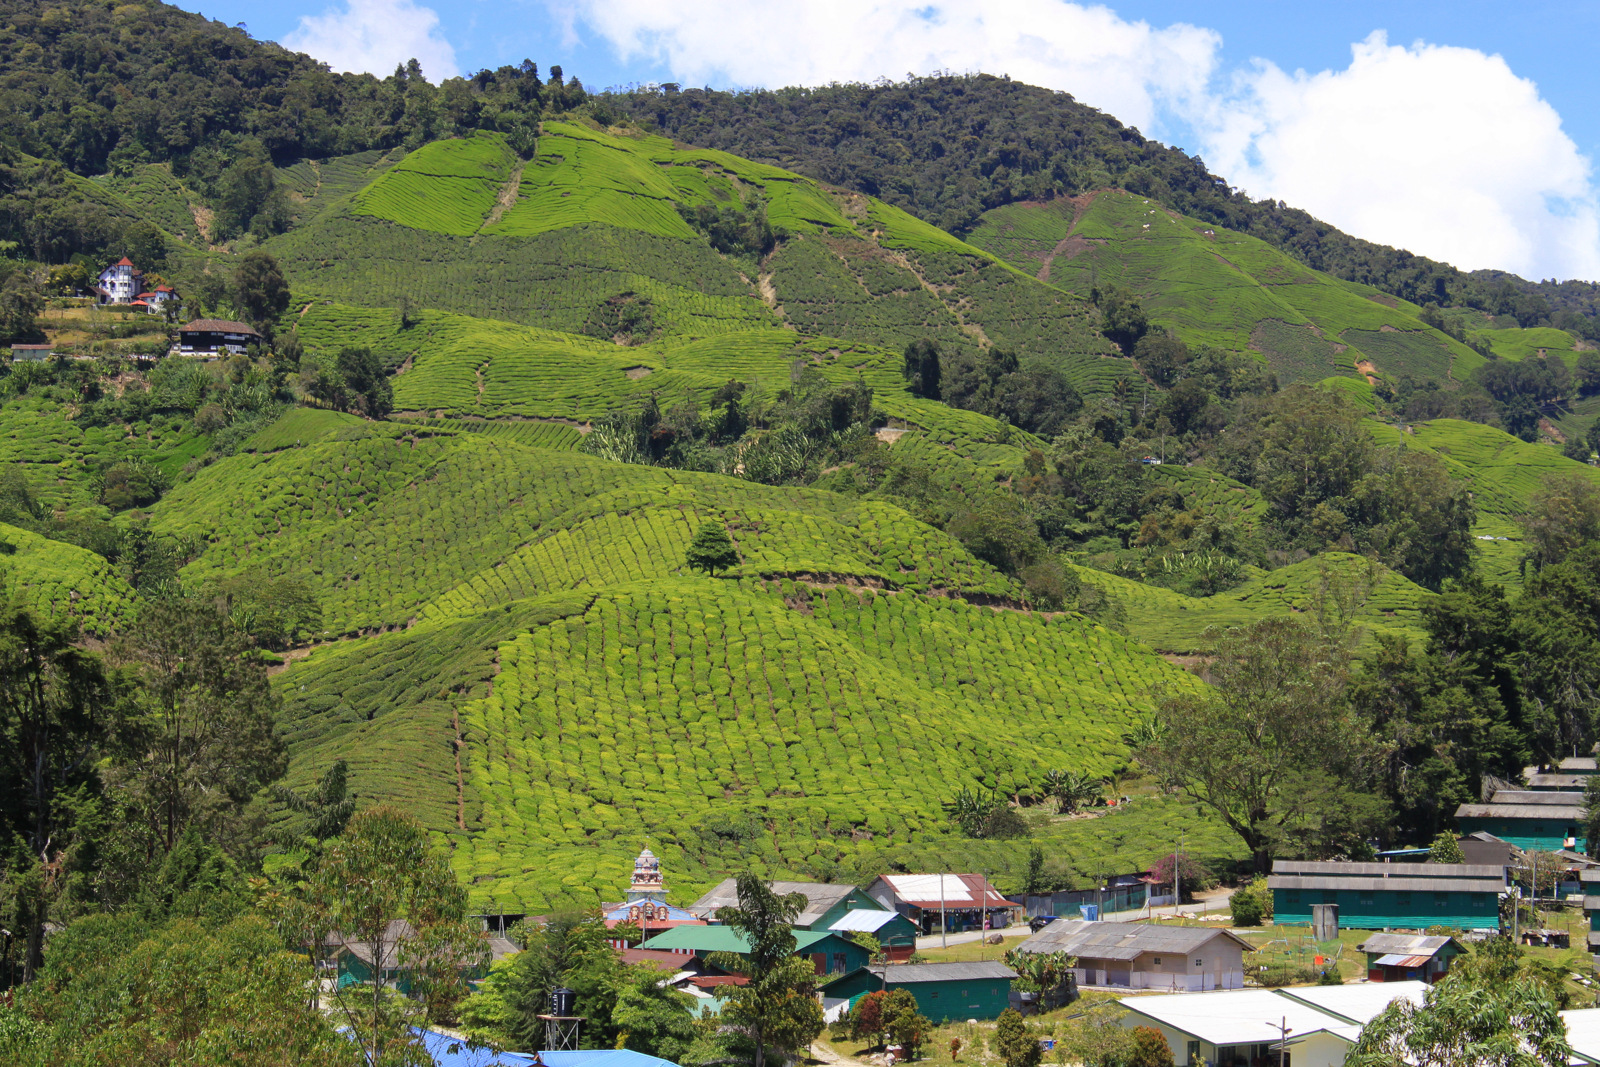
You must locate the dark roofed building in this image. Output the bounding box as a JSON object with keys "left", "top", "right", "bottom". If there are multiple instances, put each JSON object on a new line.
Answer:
{"left": 179, "top": 318, "right": 260, "bottom": 356}
{"left": 820, "top": 962, "right": 1017, "bottom": 1022}
{"left": 1455, "top": 788, "right": 1585, "bottom": 853}
{"left": 1457, "top": 831, "right": 1517, "bottom": 869}
{"left": 1270, "top": 860, "right": 1503, "bottom": 930}
{"left": 1015, "top": 919, "right": 1253, "bottom": 991}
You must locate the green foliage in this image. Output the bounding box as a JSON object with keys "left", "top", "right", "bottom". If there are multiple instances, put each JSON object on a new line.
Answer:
{"left": 1141, "top": 616, "right": 1385, "bottom": 870}
{"left": 685, "top": 520, "right": 739, "bottom": 576}
{"left": 880, "top": 988, "right": 932, "bottom": 1060}
{"left": 6, "top": 914, "right": 352, "bottom": 1066}
{"left": 232, "top": 251, "right": 291, "bottom": 332}
{"left": 352, "top": 132, "right": 518, "bottom": 236}
{"left": 1228, "top": 877, "right": 1272, "bottom": 926}
{"left": 994, "top": 1008, "right": 1041, "bottom": 1067}
{"left": 1126, "top": 1027, "right": 1176, "bottom": 1067}
{"left": 710, "top": 873, "right": 824, "bottom": 1067}
{"left": 1427, "top": 832, "right": 1466, "bottom": 864}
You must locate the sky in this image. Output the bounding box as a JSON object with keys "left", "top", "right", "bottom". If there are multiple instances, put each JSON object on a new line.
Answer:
{"left": 176, "top": 0, "right": 1600, "bottom": 283}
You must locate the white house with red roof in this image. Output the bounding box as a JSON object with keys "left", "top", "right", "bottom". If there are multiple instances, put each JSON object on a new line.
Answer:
{"left": 94, "top": 258, "right": 179, "bottom": 313}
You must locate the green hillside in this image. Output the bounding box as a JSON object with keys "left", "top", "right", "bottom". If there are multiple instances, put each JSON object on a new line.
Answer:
{"left": 1378, "top": 418, "right": 1600, "bottom": 583}
{"left": 271, "top": 575, "right": 1216, "bottom": 909}
{"left": 0, "top": 521, "right": 136, "bottom": 636}
{"left": 1074, "top": 552, "right": 1433, "bottom": 656}
{"left": 966, "top": 189, "right": 1484, "bottom": 387}
{"left": 268, "top": 123, "right": 1133, "bottom": 398}
{"left": 149, "top": 424, "right": 1025, "bottom": 636}
{"left": 276, "top": 148, "right": 405, "bottom": 229}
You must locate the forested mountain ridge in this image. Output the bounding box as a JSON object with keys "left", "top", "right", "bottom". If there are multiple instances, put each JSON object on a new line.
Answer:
{"left": 606, "top": 76, "right": 1600, "bottom": 332}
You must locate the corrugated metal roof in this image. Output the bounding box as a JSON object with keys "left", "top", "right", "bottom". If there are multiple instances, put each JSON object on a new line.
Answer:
{"left": 1488, "top": 790, "right": 1585, "bottom": 806}
{"left": 829, "top": 910, "right": 903, "bottom": 933}
{"left": 872, "top": 874, "right": 1019, "bottom": 910}
{"left": 639, "top": 925, "right": 844, "bottom": 954}
{"left": 1562, "top": 1008, "right": 1600, "bottom": 1064}
{"left": 1455, "top": 802, "right": 1583, "bottom": 819}
{"left": 1374, "top": 953, "right": 1432, "bottom": 968}
{"left": 1559, "top": 758, "right": 1599, "bottom": 773}
{"left": 1119, "top": 990, "right": 1347, "bottom": 1047}
{"left": 1527, "top": 774, "right": 1588, "bottom": 789}
{"left": 1016, "top": 920, "right": 1253, "bottom": 961}
{"left": 1355, "top": 934, "right": 1455, "bottom": 956}
{"left": 1275, "top": 981, "right": 1429, "bottom": 1025}
{"left": 690, "top": 879, "right": 868, "bottom": 926}
{"left": 541, "top": 1051, "right": 683, "bottom": 1067}
{"left": 868, "top": 962, "right": 1016, "bottom": 983}
{"left": 1271, "top": 860, "right": 1503, "bottom": 878}
{"left": 1268, "top": 875, "right": 1504, "bottom": 893}
{"left": 180, "top": 318, "right": 260, "bottom": 335}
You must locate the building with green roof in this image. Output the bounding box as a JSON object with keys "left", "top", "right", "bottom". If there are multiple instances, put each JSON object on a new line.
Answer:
{"left": 638, "top": 925, "right": 870, "bottom": 977}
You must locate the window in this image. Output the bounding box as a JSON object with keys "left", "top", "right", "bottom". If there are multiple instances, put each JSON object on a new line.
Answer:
{"left": 1359, "top": 892, "right": 1375, "bottom": 906}
{"left": 1194, "top": 958, "right": 1203, "bottom": 967}
{"left": 1153, "top": 957, "right": 1162, "bottom": 966}
{"left": 1434, "top": 893, "right": 1450, "bottom": 907}
{"left": 930, "top": 991, "right": 939, "bottom": 999}
{"left": 1186, "top": 1039, "right": 1201, "bottom": 1066}
{"left": 1396, "top": 892, "right": 1412, "bottom": 907}
{"left": 1287, "top": 890, "right": 1301, "bottom": 904}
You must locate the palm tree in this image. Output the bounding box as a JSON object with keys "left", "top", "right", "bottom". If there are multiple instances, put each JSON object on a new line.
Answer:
{"left": 1043, "top": 770, "right": 1102, "bottom": 814}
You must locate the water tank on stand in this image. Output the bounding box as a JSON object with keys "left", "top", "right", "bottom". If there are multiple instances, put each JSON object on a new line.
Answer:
{"left": 551, "top": 987, "right": 578, "bottom": 1017}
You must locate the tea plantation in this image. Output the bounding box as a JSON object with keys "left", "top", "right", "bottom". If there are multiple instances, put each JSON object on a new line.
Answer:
{"left": 965, "top": 189, "right": 1484, "bottom": 386}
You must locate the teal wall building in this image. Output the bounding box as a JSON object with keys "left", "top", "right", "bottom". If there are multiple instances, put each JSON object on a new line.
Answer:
{"left": 1455, "top": 791, "right": 1584, "bottom": 853}
{"left": 639, "top": 924, "right": 871, "bottom": 976}
{"left": 820, "top": 962, "right": 1016, "bottom": 1023}
{"left": 1270, "top": 860, "right": 1503, "bottom": 930}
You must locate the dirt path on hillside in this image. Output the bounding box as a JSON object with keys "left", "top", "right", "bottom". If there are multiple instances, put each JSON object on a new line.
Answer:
{"left": 1036, "top": 191, "right": 1105, "bottom": 284}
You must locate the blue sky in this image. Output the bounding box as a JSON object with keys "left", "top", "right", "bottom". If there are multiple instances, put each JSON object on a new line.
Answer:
{"left": 178, "top": 0, "right": 1600, "bottom": 281}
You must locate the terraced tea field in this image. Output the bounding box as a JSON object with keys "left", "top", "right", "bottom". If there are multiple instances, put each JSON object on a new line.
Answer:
{"left": 148, "top": 422, "right": 1023, "bottom": 635}
{"left": 1074, "top": 552, "right": 1434, "bottom": 655}
{"left": 441, "top": 578, "right": 1199, "bottom": 909}
{"left": 965, "top": 190, "right": 1483, "bottom": 386}
{"left": 0, "top": 522, "right": 136, "bottom": 636}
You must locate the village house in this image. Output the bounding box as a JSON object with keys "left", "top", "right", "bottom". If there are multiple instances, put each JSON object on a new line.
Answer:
{"left": 1269, "top": 860, "right": 1504, "bottom": 930}
{"left": 820, "top": 961, "right": 1017, "bottom": 1023}
{"left": 637, "top": 923, "right": 871, "bottom": 978}
{"left": 825, "top": 907, "right": 920, "bottom": 962}
{"left": 1455, "top": 789, "right": 1586, "bottom": 852}
{"left": 690, "top": 878, "right": 888, "bottom": 931}
{"left": 864, "top": 873, "right": 1022, "bottom": 934}
{"left": 1119, "top": 982, "right": 1429, "bottom": 1067}
{"left": 93, "top": 258, "right": 180, "bottom": 313}
{"left": 1015, "top": 919, "right": 1252, "bottom": 992}
{"left": 326, "top": 919, "right": 516, "bottom": 992}
{"left": 1354, "top": 932, "right": 1464, "bottom": 983}
{"left": 9, "top": 343, "right": 53, "bottom": 361}
{"left": 178, "top": 318, "right": 260, "bottom": 357}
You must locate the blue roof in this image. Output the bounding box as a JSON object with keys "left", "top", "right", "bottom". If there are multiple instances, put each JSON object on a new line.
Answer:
{"left": 419, "top": 1029, "right": 540, "bottom": 1066}
{"left": 540, "top": 1052, "right": 681, "bottom": 1067}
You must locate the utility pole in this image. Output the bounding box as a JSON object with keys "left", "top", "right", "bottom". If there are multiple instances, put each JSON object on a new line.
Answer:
{"left": 940, "top": 872, "right": 947, "bottom": 950}
{"left": 1275, "top": 1016, "right": 1292, "bottom": 1067}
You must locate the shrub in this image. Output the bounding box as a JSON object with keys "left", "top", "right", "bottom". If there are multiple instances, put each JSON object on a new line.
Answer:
{"left": 994, "top": 1008, "right": 1041, "bottom": 1067}
{"left": 1127, "top": 1026, "right": 1175, "bottom": 1067}
{"left": 1229, "top": 877, "right": 1272, "bottom": 926}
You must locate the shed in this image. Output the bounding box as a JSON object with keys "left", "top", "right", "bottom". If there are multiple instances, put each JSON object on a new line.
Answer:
{"left": 1269, "top": 860, "right": 1503, "bottom": 929}
{"left": 178, "top": 318, "right": 260, "bottom": 357}
{"left": 690, "top": 879, "right": 886, "bottom": 930}
{"left": 821, "top": 962, "right": 1016, "bottom": 1022}
{"left": 638, "top": 925, "right": 869, "bottom": 977}
{"left": 9, "top": 343, "right": 53, "bottom": 360}
{"left": 827, "top": 907, "right": 920, "bottom": 961}
{"left": 1458, "top": 831, "right": 1517, "bottom": 870}
{"left": 865, "top": 874, "right": 1022, "bottom": 934}
{"left": 1016, "top": 919, "right": 1252, "bottom": 991}
{"left": 1354, "top": 933, "right": 1463, "bottom": 983}
{"left": 1455, "top": 789, "right": 1585, "bottom": 853}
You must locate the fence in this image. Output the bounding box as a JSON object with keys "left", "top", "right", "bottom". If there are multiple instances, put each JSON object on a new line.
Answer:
{"left": 1023, "top": 884, "right": 1149, "bottom": 919}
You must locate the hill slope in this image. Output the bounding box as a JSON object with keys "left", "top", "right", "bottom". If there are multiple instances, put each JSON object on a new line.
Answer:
{"left": 966, "top": 189, "right": 1484, "bottom": 388}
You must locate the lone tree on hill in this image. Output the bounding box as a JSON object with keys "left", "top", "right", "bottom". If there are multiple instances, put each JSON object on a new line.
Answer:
{"left": 685, "top": 520, "right": 739, "bottom": 576}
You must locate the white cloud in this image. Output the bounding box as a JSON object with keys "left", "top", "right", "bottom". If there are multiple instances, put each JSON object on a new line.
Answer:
{"left": 1197, "top": 32, "right": 1600, "bottom": 281}
{"left": 284, "top": 0, "right": 461, "bottom": 80}
{"left": 552, "top": 1, "right": 1600, "bottom": 280}
{"left": 560, "top": 0, "right": 1221, "bottom": 137}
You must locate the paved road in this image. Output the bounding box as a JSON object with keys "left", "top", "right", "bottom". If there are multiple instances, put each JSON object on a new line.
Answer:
{"left": 914, "top": 924, "right": 1034, "bottom": 950}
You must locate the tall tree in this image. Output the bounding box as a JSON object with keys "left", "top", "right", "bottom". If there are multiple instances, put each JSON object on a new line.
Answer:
{"left": 1139, "top": 617, "right": 1385, "bottom": 870}
{"left": 684, "top": 520, "right": 739, "bottom": 576}
{"left": 0, "top": 598, "right": 117, "bottom": 981}
{"left": 109, "top": 594, "right": 285, "bottom": 854}
{"left": 902, "top": 338, "right": 942, "bottom": 400}
{"left": 308, "top": 806, "right": 487, "bottom": 1066}
{"left": 231, "top": 251, "right": 291, "bottom": 334}
{"left": 274, "top": 759, "right": 358, "bottom": 845}
{"left": 710, "top": 873, "right": 824, "bottom": 1067}
{"left": 1521, "top": 470, "right": 1600, "bottom": 570}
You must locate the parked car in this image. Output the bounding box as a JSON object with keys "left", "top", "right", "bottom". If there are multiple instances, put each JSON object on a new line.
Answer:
{"left": 1028, "top": 915, "right": 1058, "bottom": 933}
